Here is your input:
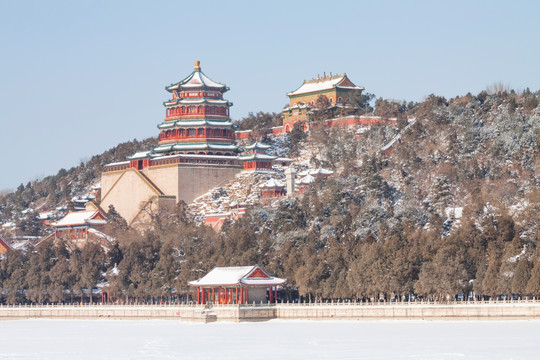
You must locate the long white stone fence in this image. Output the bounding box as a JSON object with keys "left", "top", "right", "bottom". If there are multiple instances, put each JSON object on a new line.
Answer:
{"left": 1, "top": 300, "right": 540, "bottom": 321}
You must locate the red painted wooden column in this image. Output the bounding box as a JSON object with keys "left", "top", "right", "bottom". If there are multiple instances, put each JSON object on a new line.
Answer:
{"left": 212, "top": 288, "right": 215, "bottom": 303}
{"left": 274, "top": 287, "right": 278, "bottom": 303}
{"left": 269, "top": 287, "right": 272, "bottom": 303}
{"left": 246, "top": 288, "right": 249, "bottom": 303}
{"left": 197, "top": 287, "right": 200, "bottom": 304}
{"left": 240, "top": 288, "right": 244, "bottom": 304}
{"left": 201, "top": 288, "right": 205, "bottom": 304}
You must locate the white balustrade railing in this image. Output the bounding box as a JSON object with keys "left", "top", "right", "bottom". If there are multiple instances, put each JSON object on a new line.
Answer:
{"left": 1, "top": 298, "right": 540, "bottom": 309}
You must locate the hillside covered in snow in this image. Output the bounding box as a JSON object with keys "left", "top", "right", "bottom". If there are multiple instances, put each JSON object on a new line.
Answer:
{"left": 2, "top": 88, "right": 540, "bottom": 304}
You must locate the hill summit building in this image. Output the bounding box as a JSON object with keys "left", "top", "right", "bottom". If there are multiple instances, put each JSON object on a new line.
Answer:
{"left": 282, "top": 73, "right": 364, "bottom": 132}
{"left": 99, "top": 61, "right": 244, "bottom": 227}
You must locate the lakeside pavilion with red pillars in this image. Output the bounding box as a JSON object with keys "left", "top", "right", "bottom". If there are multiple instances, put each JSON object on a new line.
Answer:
{"left": 189, "top": 265, "right": 286, "bottom": 305}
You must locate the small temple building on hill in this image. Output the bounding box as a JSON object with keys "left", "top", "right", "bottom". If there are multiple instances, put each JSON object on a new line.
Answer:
{"left": 189, "top": 265, "right": 286, "bottom": 304}
{"left": 239, "top": 142, "right": 276, "bottom": 171}
{"left": 282, "top": 73, "right": 364, "bottom": 132}
{"left": 99, "top": 62, "right": 244, "bottom": 227}
{"left": 49, "top": 204, "right": 109, "bottom": 246}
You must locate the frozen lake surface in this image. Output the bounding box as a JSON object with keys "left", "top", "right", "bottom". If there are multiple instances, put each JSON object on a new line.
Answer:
{"left": 0, "top": 319, "right": 538, "bottom": 359}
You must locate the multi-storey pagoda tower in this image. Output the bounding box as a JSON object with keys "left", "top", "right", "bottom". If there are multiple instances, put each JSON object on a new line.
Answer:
{"left": 153, "top": 61, "right": 237, "bottom": 156}
{"left": 100, "top": 61, "right": 243, "bottom": 227}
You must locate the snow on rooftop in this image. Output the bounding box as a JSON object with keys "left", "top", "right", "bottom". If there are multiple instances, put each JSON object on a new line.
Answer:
{"left": 175, "top": 98, "right": 228, "bottom": 105}
{"left": 189, "top": 265, "right": 286, "bottom": 286}
{"left": 296, "top": 174, "right": 316, "bottom": 185}
{"left": 239, "top": 154, "right": 277, "bottom": 161}
{"left": 168, "top": 143, "right": 237, "bottom": 151}
{"left": 105, "top": 161, "right": 130, "bottom": 167}
{"left": 128, "top": 151, "right": 151, "bottom": 160}
{"left": 287, "top": 75, "right": 362, "bottom": 96}
{"left": 167, "top": 65, "right": 226, "bottom": 91}
{"left": 298, "top": 168, "right": 334, "bottom": 176}
{"left": 158, "top": 120, "right": 233, "bottom": 128}
{"left": 245, "top": 142, "right": 272, "bottom": 150}
{"left": 260, "top": 179, "right": 285, "bottom": 188}
{"left": 51, "top": 210, "right": 103, "bottom": 227}
{"left": 190, "top": 266, "right": 254, "bottom": 286}
{"left": 288, "top": 76, "right": 344, "bottom": 96}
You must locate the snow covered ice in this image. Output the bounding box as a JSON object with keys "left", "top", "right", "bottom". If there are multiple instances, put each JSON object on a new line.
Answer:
{"left": 0, "top": 319, "right": 539, "bottom": 359}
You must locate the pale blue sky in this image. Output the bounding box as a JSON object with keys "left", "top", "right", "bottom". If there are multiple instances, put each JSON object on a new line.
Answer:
{"left": 1, "top": 0, "right": 539, "bottom": 191}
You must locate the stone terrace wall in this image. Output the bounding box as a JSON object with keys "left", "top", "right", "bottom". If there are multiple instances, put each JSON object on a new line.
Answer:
{"left": 275, "top": 301, "right": 540, "bottom": 321}
{"left": 1, "top": 301, "right": 539, "bottom": 322}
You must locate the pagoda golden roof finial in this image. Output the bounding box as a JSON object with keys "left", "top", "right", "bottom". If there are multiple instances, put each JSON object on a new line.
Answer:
{"left": 194, "top": 60, "right": 201, "bottom": 71}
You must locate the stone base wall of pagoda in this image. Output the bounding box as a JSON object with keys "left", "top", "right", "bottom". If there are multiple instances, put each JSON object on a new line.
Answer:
{"left": 100, "top": 163, "right": 242, "bottom": 226}
{"left": 142, "top": 163, "right": 242, "bottom": 205}
{"left": 174, "top": 164, "right": 242, "bottom": 204}
{"left": 100, "top": 169, "right": 163, "bottom": 225}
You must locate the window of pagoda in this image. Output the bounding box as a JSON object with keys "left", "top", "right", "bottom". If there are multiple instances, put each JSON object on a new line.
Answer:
{"left": 171, "top": 129, "right": 177, "bottom": 138}
{"left": 166, "top": 130, "right": 170, "bottom": 139}
{"left": 207, "top": 128, "right": 214, "bottom": 137}
{"left": 181, "top": 106, "right": 185, "bottom": 114}
{"left": 198, "top": 106, "right": 203, "bottom": 114}
{"left": 197, "top": 128, "right": 204, "bottom": 136}
{"left": 211, "top": 106, "right": 216, "bottom": 114}
{"left": 187, "top": 128, "right": 196, "bottom": 137}
{"left": 166, "top": 108, "right": 170, "bottom": 117}
{"left": 180, "top": 128, "right": 185, "bottom": 137}
{"left": 189, "top": 106, "right": 195, "bottom": 113}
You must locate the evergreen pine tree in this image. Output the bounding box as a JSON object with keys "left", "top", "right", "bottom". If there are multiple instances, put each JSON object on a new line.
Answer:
{"left": 511, "top": 258, "right": 531, "bottom": 296}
